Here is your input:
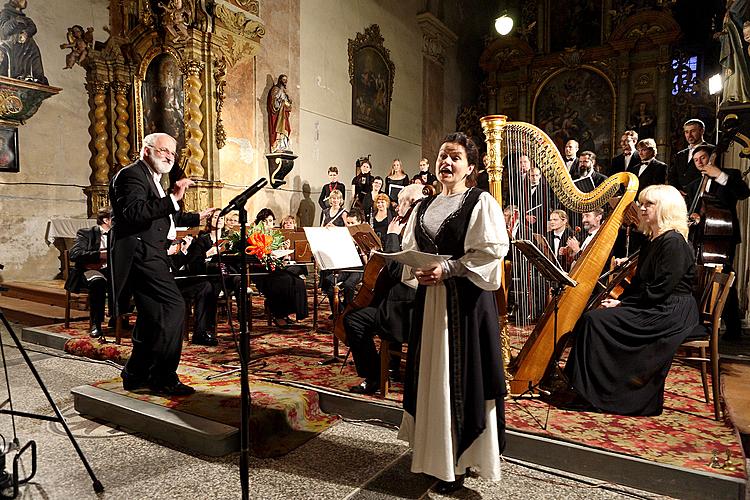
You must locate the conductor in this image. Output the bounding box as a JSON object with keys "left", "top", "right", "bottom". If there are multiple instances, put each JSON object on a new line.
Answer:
{"left": 110, "top": 132, "right": 214, "bottom": 396}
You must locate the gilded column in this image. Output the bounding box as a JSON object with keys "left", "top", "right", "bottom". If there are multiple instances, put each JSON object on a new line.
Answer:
{"left": 182, "top": 59, "right": 205, "bottom": 179}
{"left": 88, "top": 81, "right": 109, "bottom": 185}
{"left": 112, "top": 81, "right": 131, "bottom": 168}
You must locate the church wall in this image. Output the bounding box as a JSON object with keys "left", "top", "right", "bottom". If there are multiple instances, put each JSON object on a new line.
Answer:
{"left": 0, "top": 0, "right": 109, "bottom": 280}
{"left": 295, "top": 0, "right": 425, "bottom": 223}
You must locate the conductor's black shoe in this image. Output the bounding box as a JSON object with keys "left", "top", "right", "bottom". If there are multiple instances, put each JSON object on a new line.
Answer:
{"left": 90, "top": 325, "right": 103, "bottom": 338}
{"left": 434, "top": 475, "right": 465, "bottom": 494}
{"left": 349, "top": 379, "right": 378, "bottom": 395}
{"left": 192, "top": 331, "right": 219, "bottom": 346}
{"left": 121, "top": 375, "right": 148, "bottom": 392}
{"left": 148, "top": 382, "right": 196, "bottom": 396}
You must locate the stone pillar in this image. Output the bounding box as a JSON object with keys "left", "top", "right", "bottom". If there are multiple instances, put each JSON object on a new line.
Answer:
{"left": 617, "top": 54, "right": 630, "bottom": 136}
{"left": 656, "top": 56, "right": 671, "bottom": 158}
{"left": 417, "top": 12, "right": 457, "bottom": 160}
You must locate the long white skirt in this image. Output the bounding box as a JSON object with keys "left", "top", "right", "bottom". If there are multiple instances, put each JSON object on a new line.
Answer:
{"left": 397, "top": 283, "right": 501, "bottom": 482}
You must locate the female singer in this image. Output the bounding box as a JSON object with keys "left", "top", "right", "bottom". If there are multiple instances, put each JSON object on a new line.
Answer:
{"left": 320, "top": 189, "right": 347, "bottom": 227}
{"left": 564, "top": 184, "right": 699, "bottom": 416}
{"left": 385, "top": 158, "right": 409, "bottom": 204}
{"left": 361, "top": 176, "right": 383, "bottom": 221}
{"left": 398, "top": 132, "right": 509, "bottom": 493}
{"left": 371, "top": 192, "right": 393, "bottom": 241}
{"left": 351, "top": 157, "right": 374, "bottom": 208}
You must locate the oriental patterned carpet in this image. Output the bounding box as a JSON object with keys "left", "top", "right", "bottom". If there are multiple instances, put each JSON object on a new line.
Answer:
{"left": 36, "top": 296, "right": 745, "bottom": 477}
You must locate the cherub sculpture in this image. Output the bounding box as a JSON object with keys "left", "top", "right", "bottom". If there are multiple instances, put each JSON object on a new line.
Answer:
{"left": 60, "top": 25, "right": 93, "bottom": 69}
{"left": 158, "top": 0, "right": 190, "bottom": 41}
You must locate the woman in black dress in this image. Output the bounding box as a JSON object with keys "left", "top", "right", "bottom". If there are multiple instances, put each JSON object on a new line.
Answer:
{"left": 385, "top": 159, "right": 409, "bottom": 205}
{"left": 370, "top": 192, "right": 392, "bottom": 241}
{"left": 565, "top": 184, "right": 699, "bottom": 416}
{"left": 250, "top": 209, "right": 309, "bottom": 327}
{"left": 361, "top": 176, "right": 383, "bottom": 221}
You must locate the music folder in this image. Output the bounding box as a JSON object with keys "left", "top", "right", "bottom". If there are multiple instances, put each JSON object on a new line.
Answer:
{"left": 513, "top": 238, "right": 577, "bottom": 288}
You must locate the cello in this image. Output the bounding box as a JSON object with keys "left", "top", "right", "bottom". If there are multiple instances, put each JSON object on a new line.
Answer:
{"left": 333, "top": 186, "right": 432, "bottom": 344}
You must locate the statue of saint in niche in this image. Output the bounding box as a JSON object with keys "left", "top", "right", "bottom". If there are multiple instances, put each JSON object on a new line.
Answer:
{"left": 141, "top": 54, "right": 185, "bottom": 150}
{"left": 0, "top": 0, "right": 48, "bottom": 84}
{"left": 267, "top": 74, "right": 293, "bottom": 152}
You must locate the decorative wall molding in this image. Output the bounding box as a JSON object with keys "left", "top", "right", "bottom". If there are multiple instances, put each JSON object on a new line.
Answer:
{"left": 416, "top": 12, "right": 457, "bottom": 66}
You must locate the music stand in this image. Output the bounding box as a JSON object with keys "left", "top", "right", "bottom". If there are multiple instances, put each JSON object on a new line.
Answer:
{"left": 303, "top": 227, "right": 363, "bottom": 364}
{"left": 512, "top": 239, "right": 576, "bottom": 393}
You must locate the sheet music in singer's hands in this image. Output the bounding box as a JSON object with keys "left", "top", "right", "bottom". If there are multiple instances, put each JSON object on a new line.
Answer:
{"left": 372, "top": 249, "right": 451, "bottom": 269}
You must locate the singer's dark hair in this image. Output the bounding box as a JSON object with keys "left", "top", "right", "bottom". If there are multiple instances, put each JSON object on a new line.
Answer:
{"left": 254, "top": 208, "right": 275, "bottom": 225}
{"left": 441, "top": 132, "right": 479, "bottom": 187}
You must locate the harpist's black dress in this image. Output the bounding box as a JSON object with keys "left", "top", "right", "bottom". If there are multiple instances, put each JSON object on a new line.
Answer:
{"left": 565, "top": 230, "right": 698, "bottom": 416}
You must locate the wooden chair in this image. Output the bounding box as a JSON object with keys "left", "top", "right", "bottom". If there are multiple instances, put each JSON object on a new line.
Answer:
{"left": 63, "top": 250, "right": 89, "bottom": 329}
{"left": 679, "top": 270, "right": 735, "bottom": 420}
{"left": 379, "top": 338, "right": 405, "bottom": 398}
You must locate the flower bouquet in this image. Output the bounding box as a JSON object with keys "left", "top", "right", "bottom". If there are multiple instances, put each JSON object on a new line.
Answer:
{"left": 226, "top": 223, "right": 287, "bottom": 271}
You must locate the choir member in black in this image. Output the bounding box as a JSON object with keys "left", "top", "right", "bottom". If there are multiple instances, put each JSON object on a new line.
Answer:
{"left": 669, "top": 119, "right": 712, "bottom": 193}
{"left": 249, "top": 209, "right": 308, "bottom": 327}
{"left": 319, "top": 189, "right": 347, "bottom": 226}
{"left": 564, "top": 185, "right": 699, "bottom": 416}
{"left": 344, "top": 184, "right": 425, "bottom": 395}
{"left": 371, "top": 192, "right": 393, "bottom": 241}
{"left": 572, "top": 151, "right": 606, "bottom": 192}
{"left": 361, "top": 176, "right": 383, "bottom": 222}
{"left": 385, "top": 158, "right": 409, "bottom": 204}
{"left": 399, "top": 133, "right": 509, "bottom": 492}
{"left": 351, "top": 156, "right": 373, "bottom": 208}
{"left": 65, "top": 206, "right": 114, "bottom": 338}
{"left": 689, "top": 146, "right": 750, "bottom": 340}
{"left": 318, "top": 165, "right": 346, "bottom": 210}
{"left": 563, "top": 139, "right": 579, "bottom": 174}
{"left": 411, "top": 157, "right": 437, "bottom": 186}
{"left": 522, "top": 166, "right": 546, "bottom": 236}
{"left": 320, "top": 209, "right": 364, "bottom": 318}
{"left": 610, "top": 130, "right": 640, "bottom": 174}
{"left": 475, "top": 153, "right": 490, "bottom": 192}
{"left": 546, "top": 209, "right": 573, "bottom": 271}
{"left": 627, "top": 138, "right": 667, "bottom": 196}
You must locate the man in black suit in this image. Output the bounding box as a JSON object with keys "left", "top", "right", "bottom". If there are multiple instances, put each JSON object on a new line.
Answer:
{"left": 689, "top": 145, "right": 750, "bottom": 341}
{"left": 65, "top": 206, "right": 114, "bottom": 338}
{"left": 669, "top": 118, "right": 712, "bottom": 193}
{"left": 520, "top": 166, "right": 546, "bottom": 237}
{"left": 318, "top": 165, "right": 346, "bottom": 210}
{"left": 610, "top": 130, "right": 640, "bottom": 175}
{"left": 628, "top": 138, "right": 667, "bottom": 196}
{"left": 572, "top": 151, "right": 607, "bottom": 192}
{"left": 110, "top": 132, "right": 214, "bottom": 396}
{"left": 562, "top": 139, "right": 579, "bottom": 174}
{"left": 344, "top": 184, "right": 424, "bottom": 394}
{"left": 546, "top": 209, "right": 573, "bottom": 271}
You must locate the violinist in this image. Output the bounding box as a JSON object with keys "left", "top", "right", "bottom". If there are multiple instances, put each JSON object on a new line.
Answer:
{"left": 688, "top": 145, "right": 750, "bottom": 340}
{"left": 320, "top": 209, "right": 365, "bottom": 319}
{"left": 344, "top": 184, "right": 426, "bottom": 395}
{"left": 371, "top": 192, "right": 393, "bottom": 241}
{"left": 563, "top": 185, "right": 699, "bottom": 416}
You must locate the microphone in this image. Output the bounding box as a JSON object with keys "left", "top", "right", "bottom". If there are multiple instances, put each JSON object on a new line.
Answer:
{"left": 219, "top": 178, "right": 268, "bottom": 217}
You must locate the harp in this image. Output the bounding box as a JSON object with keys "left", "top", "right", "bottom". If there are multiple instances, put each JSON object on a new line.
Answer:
{"left": 480, "top": 115, "right": 639, "bottom": 395}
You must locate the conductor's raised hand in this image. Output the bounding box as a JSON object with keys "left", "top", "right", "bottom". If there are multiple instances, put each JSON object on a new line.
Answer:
{"left": 173, "top": 178, "right": 195, "bottom": 201}
{"left": 199, "top": 207, "right": 219, "bottom": 222}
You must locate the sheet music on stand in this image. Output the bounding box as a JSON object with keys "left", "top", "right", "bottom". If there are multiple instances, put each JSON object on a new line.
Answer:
{"left": 513, "top": 239, "right": 577, "bottom": 288}
{"left": 303, "top": 226, "right": 363, "bottom": 271}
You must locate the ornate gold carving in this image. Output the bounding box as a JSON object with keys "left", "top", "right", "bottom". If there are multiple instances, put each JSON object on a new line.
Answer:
{"left": 626, "top": 23, "right": 664, "bottom": 40}
{"left": 87, "top": 81, "right": 109, "bottom": 185}
{"left": 215, "top": 33, "right": 256, "bottom": 67}
{"left": 493, "top": 48, "right": 521, "bottom": 63}
{"left": 181, "top": 60, "right": 205, "bottom": 178}
{"left": 233, "top": 0, "right": 259, "bottom": 15}
{"left": 112, "top": 81, "right": 131, "bottom": 167}
{"left": 213, "top": 56, "right": 227, "bottom": 149}
{"left": 636, "top": 72, "right": 653, "bottom": 89}
{"left": 83, "top": 185, "right": 110, "bottom": 218}
{"left": 0, "top": 90, "right": 22, "bottom": 114}
{"left": 214, "top": 2, "right": 265, "bottom": 40}
{"left": 559, "top": 48, "right": 585, "bottom": 69}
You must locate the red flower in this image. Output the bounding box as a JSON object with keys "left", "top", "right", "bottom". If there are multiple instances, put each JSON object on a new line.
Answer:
{"left": 245, "top": 232, "right": 273, "bottom": 259}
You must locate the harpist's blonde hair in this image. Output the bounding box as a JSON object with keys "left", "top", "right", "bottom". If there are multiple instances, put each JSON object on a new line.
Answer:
{"left": 638, "top": 184, "right": 688, "bottom": 240}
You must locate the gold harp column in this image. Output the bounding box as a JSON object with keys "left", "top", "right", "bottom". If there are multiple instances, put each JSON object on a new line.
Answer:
{"left": 112, "top": 81, "right": 131, "bottom": 168}
{"left": 182, "top": 59, "right": 205, "bottom": 179}
{"left": 480, "top": 114, "right": 512, "bottom": 393}
{"left": 84, "top": 80, "right": 111, "bottom": 215}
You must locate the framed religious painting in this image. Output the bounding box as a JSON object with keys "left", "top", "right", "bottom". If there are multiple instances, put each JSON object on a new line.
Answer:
{"left": 348, "top": 25, "right": 395, "bottom": 135}
{"left": 0, "top": 126, "right": 19, "bottom": 172}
